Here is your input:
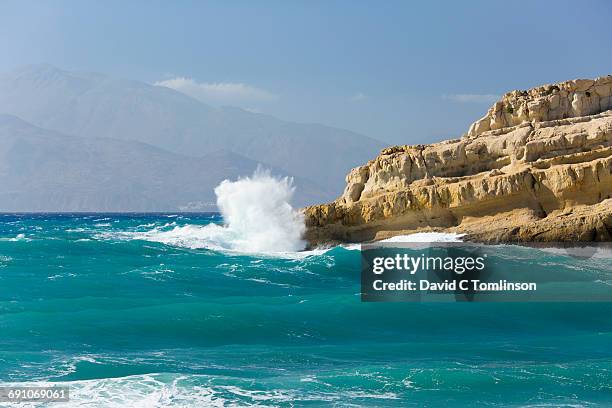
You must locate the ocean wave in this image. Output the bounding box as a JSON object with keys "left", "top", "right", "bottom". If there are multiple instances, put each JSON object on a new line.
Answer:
{"left": 118, "top": 223, "right": 332, "bottom": 259}
{"left": 88, "top": 170, "right": 304, "bottom": 256}
{"left": 379, "top": 232, "right": 464, "bottom": 243}
{"left": 532, "top": 244, "right": 612, "bottom": 260}
{"left": 0, "top": 233, "right": 30, "bottom": 242}
{"left": 93, "top": 227, "right": 467, "bottom": 259}
{"left": 92, "top": 223, "right": 355, "bottom": 259}
{"left": 0, "top": 373, "right": 399, "bottom": 407}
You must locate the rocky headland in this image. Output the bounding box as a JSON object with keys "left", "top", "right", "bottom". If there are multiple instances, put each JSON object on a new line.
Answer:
{"left": 304, "top": 76, "right": 612, "bottom": 245}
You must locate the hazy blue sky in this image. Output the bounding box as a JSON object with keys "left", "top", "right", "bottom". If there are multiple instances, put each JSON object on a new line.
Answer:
{"left": 1, "top": 0, "right": 611, "bottom": 144}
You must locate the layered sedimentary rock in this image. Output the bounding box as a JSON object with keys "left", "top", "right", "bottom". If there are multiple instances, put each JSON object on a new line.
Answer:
{"left": 304, "top": 76, "right": 612, "bottom": 244}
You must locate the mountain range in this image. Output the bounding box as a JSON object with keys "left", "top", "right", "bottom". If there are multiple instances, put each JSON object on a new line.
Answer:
{"left": 0, "top": 64, "right": 385, "bottom": 211}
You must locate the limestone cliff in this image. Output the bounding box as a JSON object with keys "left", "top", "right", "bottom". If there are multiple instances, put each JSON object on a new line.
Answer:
{"left": 304, "top": 76, "right": 612, "bottom": 245}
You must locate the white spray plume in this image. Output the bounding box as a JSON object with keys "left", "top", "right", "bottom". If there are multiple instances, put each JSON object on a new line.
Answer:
{"left": 115, "top": 168, "right": 306, "bottom": 254}
{"left": 214, "top": 168, "right": 306, "bottom": 252}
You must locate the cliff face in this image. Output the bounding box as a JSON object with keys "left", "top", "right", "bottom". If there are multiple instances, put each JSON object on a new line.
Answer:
{"left": 304, "top": 76, "right": 612, "bottom": 245}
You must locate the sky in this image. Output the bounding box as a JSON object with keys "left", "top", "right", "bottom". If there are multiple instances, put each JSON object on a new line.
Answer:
{"left": 1, "top": 0, "right": 611, "bottom": 145}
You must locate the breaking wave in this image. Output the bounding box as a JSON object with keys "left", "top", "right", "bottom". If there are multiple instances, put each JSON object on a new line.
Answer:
{"left": 0, "top": 373, "right": 399, "bottom": 407}
{"left": 132, "top": 169, "right": 306, "bottom": 254}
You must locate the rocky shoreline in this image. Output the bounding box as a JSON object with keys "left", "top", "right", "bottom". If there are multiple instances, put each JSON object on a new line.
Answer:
{"left": 303, "top": 76, "right": 612, "bottom": 246}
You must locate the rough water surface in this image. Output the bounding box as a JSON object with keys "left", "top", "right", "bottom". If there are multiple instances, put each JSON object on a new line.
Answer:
{"left": 0, "top": 213, "right": 611, "bottom": 407}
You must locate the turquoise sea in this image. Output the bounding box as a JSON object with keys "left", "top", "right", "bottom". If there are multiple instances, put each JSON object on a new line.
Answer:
{"left": 0, "top": 213, "right": 611, "bottom": 407}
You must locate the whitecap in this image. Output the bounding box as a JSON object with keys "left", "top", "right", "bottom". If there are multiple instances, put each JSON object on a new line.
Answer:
{"left": 0, "top": 233, "right": 30, "bottom": 242}
{"left": 97, "top": 169, "right": 307, "bottom": 257}
{"left": 379, "top": 232, "right": 464, "bottom": 243}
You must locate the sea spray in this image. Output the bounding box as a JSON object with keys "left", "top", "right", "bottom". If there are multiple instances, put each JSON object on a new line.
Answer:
{"left": 126, "top": 168, "right": 306, "bottom": 253}
{"left": 214, "top": 168, "right": 306, "bottom": 252}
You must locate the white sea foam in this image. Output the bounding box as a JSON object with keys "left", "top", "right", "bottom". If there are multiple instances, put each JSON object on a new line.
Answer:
{"left": 532, "top": 245, "right": 612, "bottom": 260}
{"left": 0, "top": 375, "right": 224, "bottom": 408}
{"left": 125, "top": 169, "right": 306, "bottom": 254}
{"left": 324, "top": 232, "right": 464, "bottom": 253}
{"left": 0, "top": 233, "right": 29, "bottom": 242}
{"left": 379, "top": 232, "right": 464, "bottom": 243}
{"left": 0, "top": 374, "right": 398, "bottom": 407}
{"left": 99, "top": 223, "right": 464, "bottom": 258}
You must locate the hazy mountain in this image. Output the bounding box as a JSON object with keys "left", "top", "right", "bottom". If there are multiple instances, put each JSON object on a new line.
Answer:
{"left": 0, "top": 115, "right": 331, "bottom": 211}
{"left": 0, "top": 64, "right": 385, "bottom": 194}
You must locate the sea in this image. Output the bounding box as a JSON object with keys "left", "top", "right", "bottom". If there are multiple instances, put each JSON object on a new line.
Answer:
{"left": 0, "top": 173, "right": 610, "bottom": 407}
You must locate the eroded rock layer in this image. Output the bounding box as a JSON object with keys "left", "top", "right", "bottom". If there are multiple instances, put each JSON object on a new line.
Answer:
{"left": 304, "top": 76, "right": 612, "bottom": 245}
